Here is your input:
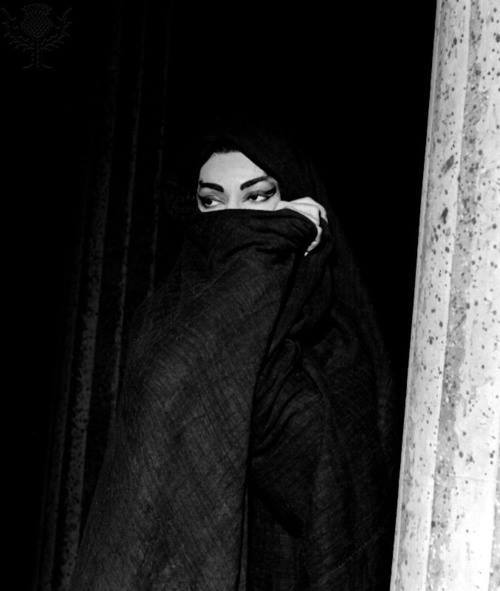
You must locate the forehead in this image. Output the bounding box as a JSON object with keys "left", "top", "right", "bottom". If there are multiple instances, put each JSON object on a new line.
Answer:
{"left": 198, "top": 151, "right": 267, "bottom": 182}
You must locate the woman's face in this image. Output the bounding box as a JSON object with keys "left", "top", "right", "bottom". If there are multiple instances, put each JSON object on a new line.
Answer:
{"left": 196, "top": 151, "right": 281, "bottom": 212}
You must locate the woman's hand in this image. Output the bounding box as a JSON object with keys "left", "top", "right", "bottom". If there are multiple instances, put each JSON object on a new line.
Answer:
{"left": 274, "top": 197, "right": 328, "bottom": 255}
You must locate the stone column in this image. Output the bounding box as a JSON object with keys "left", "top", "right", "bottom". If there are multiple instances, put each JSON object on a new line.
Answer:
{"left": 390, "top": 0, "right": 500, "bottom": 589}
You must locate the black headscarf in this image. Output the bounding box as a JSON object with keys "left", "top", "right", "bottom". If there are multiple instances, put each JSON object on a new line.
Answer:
{"left": 180, "top": 115, "right": 398, "bottom": 466}
{"left": 70, "top": 116, "right": 399, "bottom": 590}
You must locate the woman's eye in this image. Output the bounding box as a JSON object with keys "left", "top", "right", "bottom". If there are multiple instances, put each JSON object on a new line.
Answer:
{"left": 247, "top": 188, "right": 276, "bottom": 202}
{"left": 247, "top": 194, "right": 268, "bottom": 202}
{"left": 198, "top": 196, "right": 220, "bottom": 209}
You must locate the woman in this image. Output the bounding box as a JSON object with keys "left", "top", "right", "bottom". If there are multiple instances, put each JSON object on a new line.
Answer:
{"left": 70, "top": 118, "right": 399, "bottom": 590}
{"left": 195, "top": 148, "right": 327, "bottom": 254}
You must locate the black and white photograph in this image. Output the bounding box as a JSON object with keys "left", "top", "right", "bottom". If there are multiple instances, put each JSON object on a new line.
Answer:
{"left": 4, "top": 0, "right": 499, "bottom": 589}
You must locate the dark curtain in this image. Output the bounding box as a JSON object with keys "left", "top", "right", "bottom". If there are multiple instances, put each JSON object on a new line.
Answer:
{"left": 30, "top": 2, "right": 176, "bottom": 589}
{"left": 5, "top": 0, "right": 435, "bottom": 589}
{"left": 16, "top": 1, "right": 173, "bottom": 588}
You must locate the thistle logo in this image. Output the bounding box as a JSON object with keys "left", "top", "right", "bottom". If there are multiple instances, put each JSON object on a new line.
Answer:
{"left": 1, "top": 3, "right": 71, "bottom": 70}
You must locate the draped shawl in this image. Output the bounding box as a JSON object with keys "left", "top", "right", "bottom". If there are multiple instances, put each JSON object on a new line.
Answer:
{"left": 70, "top": 120, "right": 399, "bottom": 590}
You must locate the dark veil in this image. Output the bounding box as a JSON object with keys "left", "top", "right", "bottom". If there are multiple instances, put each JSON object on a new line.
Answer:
{"left": 70, "top": 114, "right": 400, "bottom": 590}
{"left": 174, "top": 114, "right": 399, "bottom": 474}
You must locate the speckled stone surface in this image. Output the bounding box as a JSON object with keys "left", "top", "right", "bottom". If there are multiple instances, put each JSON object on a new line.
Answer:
{"left": 391, "top": 0, "right": 500, "bottom": 589}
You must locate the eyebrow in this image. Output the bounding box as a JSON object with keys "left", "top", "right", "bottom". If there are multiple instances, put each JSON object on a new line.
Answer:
{"left": 198, "top": 181, "right": 223, "bottom": 192}
{"left": 198, "top": 175, "right": 273, "bottom": 192}
{"left": 240, "top": 175, "right": 272, "bottom": 190}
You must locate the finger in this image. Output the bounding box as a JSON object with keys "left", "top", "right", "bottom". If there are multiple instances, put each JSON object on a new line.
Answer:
{"left": 285, "top": 204, "right": 322, "bottom": 244}
{"left": 286, "top": 202, "right": 321, "bottom": 225}
{"left": 306, "top": 225, "right": 323, "bottom": 254}
{"left": 288, "top": 197, "right": 328, "bottom": 221}
{"left": 276, "top": 202, "right": 319, "bottom": 227}
{"left": 275, "top": 201, "right": 323, "bottom": 252}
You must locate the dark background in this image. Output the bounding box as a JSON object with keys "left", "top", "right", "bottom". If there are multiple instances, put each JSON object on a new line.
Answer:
{"left": 4, "top": 0, "right": 435, "bottom": 588}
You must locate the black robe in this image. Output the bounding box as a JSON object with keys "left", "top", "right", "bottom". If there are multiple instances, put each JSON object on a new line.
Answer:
{"left": 70, "top": 123, "right": 399, "bottom": 590}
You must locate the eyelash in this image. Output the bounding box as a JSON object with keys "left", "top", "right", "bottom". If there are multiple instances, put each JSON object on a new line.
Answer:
{"left": 198, "top": 196, "right": 220, "bottom": 208}
{"left": 247, "top": 188, "right": 276, "bottom": 201}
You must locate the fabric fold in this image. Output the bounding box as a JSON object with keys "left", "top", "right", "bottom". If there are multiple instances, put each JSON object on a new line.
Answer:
{"left": 70, "top": 209, "right": 327, "bottom": 591}
{"left": 71, "top": 118, "right": 399, "bottom": 591}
